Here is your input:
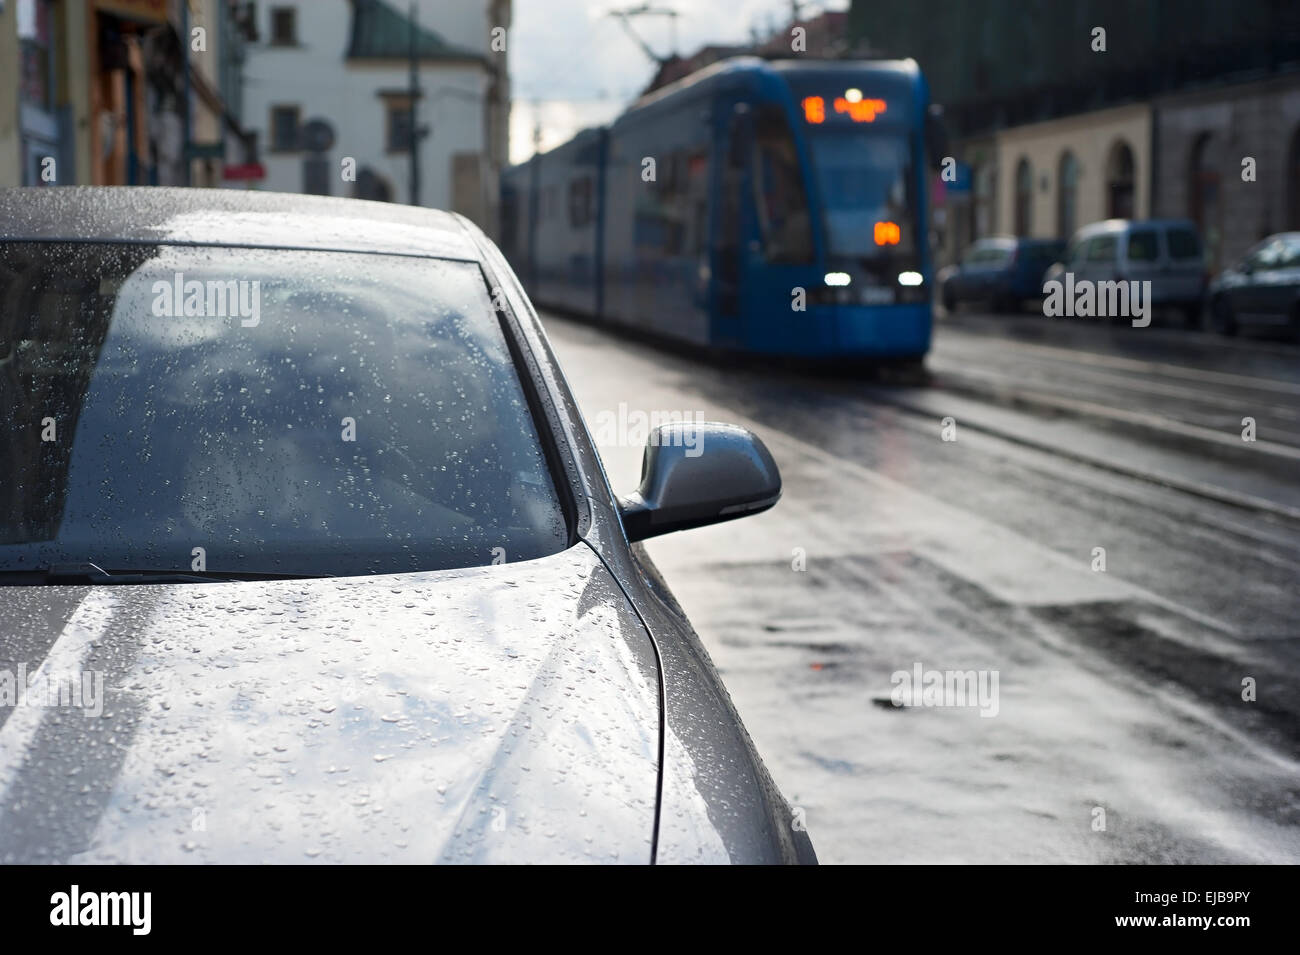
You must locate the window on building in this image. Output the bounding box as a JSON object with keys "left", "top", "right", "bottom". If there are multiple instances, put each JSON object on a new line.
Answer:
{"left": 18, "top": 0, "right": 55, "bottom": 110}
{"left": 269, "top": 7, "right": 297, "bottom": 46}
{"left": 973, "top": 161, "right": 996, "bottom": 241}
{"left": 1057, "top": 151, "right": 1079, "bottom": 238}
{"left": 385, "top": 100, "right": 413, "bottom": 153}
{"left": 302, "top": 156, "right": 330, "bottom": 196}
{"left": 1188, "top": 132, "right": 1221, "bottom": 269}
{"left": 1106, "top": 140, "right": 1136, "bottom": 220}
{"left": 1014, "top": 158, "right": 1033, "bottom": 236}
{"left": 269, "top": 105, "right": 300, "bottom": 152}
{"left": 1289, "top": 127, "right": 1300, "bottom": 232}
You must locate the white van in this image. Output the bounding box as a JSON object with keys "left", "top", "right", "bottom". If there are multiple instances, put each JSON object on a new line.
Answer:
{"left": 1047, "top": 219, "right": 1207, "bottom": 325}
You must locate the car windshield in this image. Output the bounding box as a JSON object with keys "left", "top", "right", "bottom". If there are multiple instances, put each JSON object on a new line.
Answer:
{"left": 966, "top": 244, "right": 1013, "bottom": 265}
{"left": 0, "top": 243, "right": 568, "bottom": 578}
{"left": 806, "top": 128, "right": 917, "bottom": 260}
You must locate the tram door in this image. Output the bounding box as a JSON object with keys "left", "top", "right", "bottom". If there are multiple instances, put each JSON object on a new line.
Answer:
{"left": 713, "top": 103, "right": 755, "bottom": 346}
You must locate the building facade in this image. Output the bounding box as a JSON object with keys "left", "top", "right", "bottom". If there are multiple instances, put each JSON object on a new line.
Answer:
{"left": 1, "top": 0, "right": 247, "bottom": 188}
{"left": 1153, "top": 75, "right": 1300, "bottom": 272}
{"left": 850, "top": 0, "right": 1300, "bottom": 268}
{"left": 994, "top": 104, "right": 1151, "bottom": 241}
{"left": 237, "top": 0, "right": 510, "bottom": 234}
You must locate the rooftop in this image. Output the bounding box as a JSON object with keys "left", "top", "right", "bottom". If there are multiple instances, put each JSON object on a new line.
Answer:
{"left": 346, "top": 0, "right": 481, "bottom": 63}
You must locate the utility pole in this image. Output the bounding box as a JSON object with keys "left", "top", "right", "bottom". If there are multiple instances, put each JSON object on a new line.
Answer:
{"left": 408, "top": 2, "right": 420, "bottom": 205}
{"left": 181, "top": 1, "right": 192, "bottom": 186}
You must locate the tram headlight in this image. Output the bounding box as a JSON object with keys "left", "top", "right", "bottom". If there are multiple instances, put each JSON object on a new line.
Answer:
{"left": 824, "top": 272, "right": 852, "bottom": 286}
{"left": 898, "top": 271, "right": 923, "bottom": 286}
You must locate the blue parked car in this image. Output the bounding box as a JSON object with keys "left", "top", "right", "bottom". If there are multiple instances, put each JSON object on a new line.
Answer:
{"left": 938, "top": 237, "right": 1066, "bottom": 313}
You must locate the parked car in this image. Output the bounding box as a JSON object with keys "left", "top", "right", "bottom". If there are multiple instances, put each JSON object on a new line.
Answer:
{"left": 1207, "top": 232, "right": 1300, "bottom": 338}
{"left": 938, "top": 237, "right": 1066, "bottom": 313}
{"left": 1044, "top": 219, "right": 1206, "bottom": 325}
{"left": 0, "top": 186, "right": 816, "bottom": 865}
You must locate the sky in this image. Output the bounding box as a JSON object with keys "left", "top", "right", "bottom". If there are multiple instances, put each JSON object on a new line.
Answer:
{"left": 507, "top": 0, "right": 849, "bottom": 164}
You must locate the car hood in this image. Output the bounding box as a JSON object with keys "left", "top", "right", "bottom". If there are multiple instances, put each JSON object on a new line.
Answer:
{"left": 0, "top": 543, "right": 661, "bottom": 863}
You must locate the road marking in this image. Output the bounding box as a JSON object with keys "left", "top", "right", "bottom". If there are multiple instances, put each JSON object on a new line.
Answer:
{"left": 932, "top": 365, "right": 1300, "bottom": 460}
{"left": 866, "top": 386, "right": 1300, "bottom": 524}
{"left": 932, "top": 350, "right": 1300, "bottom": 425}
{"left": 939, "top": 333, "right": 1300, "bottom": 395}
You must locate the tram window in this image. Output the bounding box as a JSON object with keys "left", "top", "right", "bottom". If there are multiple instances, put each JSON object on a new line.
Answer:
{"left": 693, "top": 199, "right": 708, "bottom": 255}
{"left": 752, "top": 107, "right": 814, "bottom": 264}
{"left": 805, "top": 127, "right": 916, "bottom": 260}
{"left": 568, "top": 176, "right": 593, "bottom": 228}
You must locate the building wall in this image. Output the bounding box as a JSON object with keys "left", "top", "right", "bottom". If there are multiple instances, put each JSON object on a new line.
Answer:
{"left": 65, "top": 0, "right": 92, "bottom": 185}
{"left": 995, "top": 104, "right": 1151, "bottom": 240}
{"left": 239, "top": 0, "right": 505, "bottom": 233}
{"left": 932, "top": 134, "right": 996, "bottom": 268}
{"left": 850, "top": 0, "right": 1299, "bottom": 138}
{"left": 3, "top": 0, "right": 246, "bottom": 189}
{"left": 0, "top": 2, "right": 19, "bottom": 187}
{"left": 1154, "top": 75, "right": 1300, "bottom": 271}
{"left": 189, "top": 0, "right": 227, "bottom": 187}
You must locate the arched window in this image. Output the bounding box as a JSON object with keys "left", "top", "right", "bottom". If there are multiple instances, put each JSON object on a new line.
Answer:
{"left": 1189, "top": 132, "right": 1222, "bottom": 270}
{"left": 973, "top": 161, "right": 996, "bottom": 239}
{"left": 1014, "top": 157, "right": 1033, "bottom": 236}
{"left": 1106, "top": 140, "right": 1135, "bottom": 219}
{"left": 1287, "top": 126, "right": 1300, "bottom": 231}
{"left": 1057, "top": 151, "right": 1079, "bottom": 237}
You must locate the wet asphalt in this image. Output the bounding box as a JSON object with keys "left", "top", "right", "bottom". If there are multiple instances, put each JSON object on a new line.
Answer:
{"left": 543, "top": 304, "right": 1300, "bottom": 864}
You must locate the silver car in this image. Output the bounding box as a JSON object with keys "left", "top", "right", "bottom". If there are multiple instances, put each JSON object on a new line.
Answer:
{"left": 0, "top": 187, "right": 816, "bottom": 865}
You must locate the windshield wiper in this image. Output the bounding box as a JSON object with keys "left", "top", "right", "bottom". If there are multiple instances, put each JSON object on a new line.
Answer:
{"left": 0, "top": 562, "right": 325, "bottom": 586}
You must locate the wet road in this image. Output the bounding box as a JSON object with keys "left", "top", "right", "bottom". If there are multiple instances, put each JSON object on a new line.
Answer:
{"left": 542, "top": 306, "right": 1300, "bottom": 864}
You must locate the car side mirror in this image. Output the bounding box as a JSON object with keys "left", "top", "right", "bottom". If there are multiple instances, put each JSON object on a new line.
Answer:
{"left": 619, "top": 422, "right": 781, "bottom": 542}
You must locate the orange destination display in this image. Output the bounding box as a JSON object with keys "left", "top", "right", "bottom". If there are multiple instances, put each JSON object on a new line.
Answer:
{"left": 801, "top": 94, "right": 888, "bottom": 124}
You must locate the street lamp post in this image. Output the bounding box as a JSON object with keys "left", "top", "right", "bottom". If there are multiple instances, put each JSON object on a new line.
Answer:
{"left": 409, "top": 2, "right": 420, "bottom": 205}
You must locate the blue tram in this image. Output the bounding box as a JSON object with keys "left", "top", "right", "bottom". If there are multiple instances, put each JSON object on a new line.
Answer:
{"left": 500, "top": 57, "right": 940, "bottom": 361}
